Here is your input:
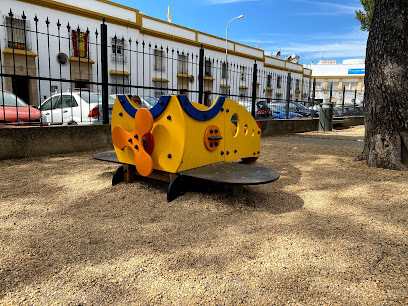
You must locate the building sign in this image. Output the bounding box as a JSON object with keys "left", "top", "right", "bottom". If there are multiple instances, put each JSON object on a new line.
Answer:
{"left": 348, "top": 68, "right": 365, "bottom": 75}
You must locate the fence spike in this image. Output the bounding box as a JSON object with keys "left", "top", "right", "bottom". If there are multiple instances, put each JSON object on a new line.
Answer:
{"left": 21, "top": 11, "right": 26, "bottom": 20}
{"left": 57, "top": 19, "right": 61, "bottom": 28}
{"left": 45, "top": 17, "right": 50, "bottom": 26}
{"left": 9, "top": 9, "right": 13, "bottom": 18}
{"left": 67, "top": 22, "right": 71, "bottom": 31}
{"left": 34, "top": 15, "right": 38, "bottom": 23}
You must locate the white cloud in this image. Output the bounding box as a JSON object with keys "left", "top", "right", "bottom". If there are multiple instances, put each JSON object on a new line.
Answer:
{"left": 290, "top": 0, "right": 361, "bottom": 16}
{"left": 208, "top": 0, "right": 257, "bottom": 4}
{"left": 265, "top": 41, "right": 367, "bottom": 59}
{"left": 240, "top": 27, "right": 368, "bottom": 59}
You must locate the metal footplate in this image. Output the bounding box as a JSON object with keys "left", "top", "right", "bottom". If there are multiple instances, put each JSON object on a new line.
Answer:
{"left": 94, "top": 151, "right": 280, "bottom": 202}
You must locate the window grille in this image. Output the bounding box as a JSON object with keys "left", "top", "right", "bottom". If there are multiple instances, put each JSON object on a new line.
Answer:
{"left": 277, "top": 76, "right": 282, "bottom": 88}
{"left": 239, "top": 88, "right": 247, "bottom": 98}
{"left": 110, "top": 75, "right": 130, "bottom": 94}
{"left": 295, "top": 79, "right": 300, "bottom": 91}
{"left": 221, "top": 62, "right": 228, "bottom": 79}
{"left": 240, "top": 66, "right": 246, "bottom": 82}
{"left": 153, "top": 81, "right": 168, "bottom": 98}
{"left": 178, "top": 54, "right": 188, "bottom": 74}
{"left": 154, "top": 49, "right": 165, "bottom": 71}
{"left": 220, "top": 86, "right": 230, "bottom": 96}
{"left": 267, "top": 74, "right": 272, "bottom": 87}
{"left": 205, "top": 59, "right": 212, "bottom": 77}
{"left": 5, "top": 16, "right": 31, "bottom": 50}
{"left": 111, "top": 37, "right": 127, "bottom": 62}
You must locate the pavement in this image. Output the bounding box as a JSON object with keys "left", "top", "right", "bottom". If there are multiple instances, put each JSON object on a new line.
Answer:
{"left": 267, "top": 125, "right": 365, "bottom": 149}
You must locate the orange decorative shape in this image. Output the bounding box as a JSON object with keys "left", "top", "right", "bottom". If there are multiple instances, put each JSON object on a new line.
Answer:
{"left": 112, "top": 109, "right": 154, "bottom": 177}
{"left": 204, "top": 125, "right": 222, "bottom": 151}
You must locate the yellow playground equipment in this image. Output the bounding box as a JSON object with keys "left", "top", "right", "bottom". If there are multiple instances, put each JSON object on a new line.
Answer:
{"left": 94, "top": 94, "right": 279, "bottom": 201}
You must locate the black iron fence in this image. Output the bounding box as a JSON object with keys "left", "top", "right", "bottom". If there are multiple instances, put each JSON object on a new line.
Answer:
{"left": 0, "top": 10, "right": 364, "bottom": 126}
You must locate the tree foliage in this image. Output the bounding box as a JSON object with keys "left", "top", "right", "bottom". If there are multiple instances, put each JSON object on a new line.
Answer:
{"left": 355, "top": 0, "right": 375, "bottom": 31}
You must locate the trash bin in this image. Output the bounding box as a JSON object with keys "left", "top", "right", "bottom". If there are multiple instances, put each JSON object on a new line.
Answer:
{"left": 319, "top": 102, "right": 334, "bottom": 131}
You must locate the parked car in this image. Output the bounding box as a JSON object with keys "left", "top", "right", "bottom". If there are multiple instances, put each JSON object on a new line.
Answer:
{"left": 274, "top": 101, "right": 311, "bottom": 117}
{"left": 40, "top": 91, "right": 115, "bottom": 125}
{"left": 242, "top": 101, "right": 300, "bottom": 119}
{"left": 0, "top": 90, "right": 47, "bottom": 126}
{"left": 334, "top": 106, "right": 364, "bottom": 117}
{"left": 270, "top": 104, "right": 299, "bottom": 119}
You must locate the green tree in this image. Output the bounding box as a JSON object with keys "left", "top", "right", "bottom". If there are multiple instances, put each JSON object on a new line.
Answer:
{"left": 355, "top": 0, "right": 375, "bottom": 31}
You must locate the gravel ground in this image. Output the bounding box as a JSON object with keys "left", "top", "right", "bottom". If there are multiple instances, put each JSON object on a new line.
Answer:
{"left": 1, "top": 126, "right": 407, "bottom": 304}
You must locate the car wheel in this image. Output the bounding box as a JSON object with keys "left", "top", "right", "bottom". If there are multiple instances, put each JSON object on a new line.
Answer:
{"left": 68, "top": 121, "right": 78, "bottom": 125}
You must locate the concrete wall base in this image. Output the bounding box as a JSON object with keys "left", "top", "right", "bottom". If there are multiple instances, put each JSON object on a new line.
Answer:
{"left": 0, "top": 125, "right": 112, "bottom": 160}
{"left": 0, "top": 117, "right": 365, "bottom": 160}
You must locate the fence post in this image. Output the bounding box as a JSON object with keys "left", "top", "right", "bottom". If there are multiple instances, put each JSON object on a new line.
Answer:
{"left": 329, "top": 82, "right": 333, "bottom": 103}
{"left": 341, "top": 85, "right": 345, "bottom": 116}
{"left": 251, "top": 61, "right": 257, "bottom": 118}
{"left": 101, "top": 18, "right": 109, "bottom": 124}
{"left": 285, "top": 71, "right": 291, "bottom": 119}
{"left": 311, "top": 78, "right": 316, "bottom": 118}
{"left": 354, "top": 89, "right": 357, "bottom": 115}
{"left": 198, "top": 44, "right": 204, "bottom": 104}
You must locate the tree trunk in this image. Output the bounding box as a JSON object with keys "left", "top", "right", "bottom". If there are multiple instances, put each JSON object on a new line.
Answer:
{"left": 356, "top": 0, "right": 408, "bottom": 170}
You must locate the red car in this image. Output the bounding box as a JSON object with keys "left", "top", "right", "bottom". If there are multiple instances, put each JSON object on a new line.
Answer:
{"left": 0, "top": 90, "right": 46, "bottom": 125}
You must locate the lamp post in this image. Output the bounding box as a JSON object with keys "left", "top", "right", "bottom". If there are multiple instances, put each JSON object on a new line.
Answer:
{"left": 225, "top": 15, "right": 243, "bottom": 94}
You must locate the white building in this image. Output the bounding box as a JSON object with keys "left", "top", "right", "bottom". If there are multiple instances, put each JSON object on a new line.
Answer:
{"left": 1, "top": 0, "right": 313, "bottom": 107}
{"left": 310, "top": 59, "right": 365, "bottom": 106}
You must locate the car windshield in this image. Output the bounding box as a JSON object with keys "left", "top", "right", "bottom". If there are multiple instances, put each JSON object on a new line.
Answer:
{"left": 270, "top": 105, "right": 284, "bottom": 112}
{"left": 293, "top": 102, "right": 308, "bottom": 110}
{"left": 79, "top": 93, "right": 102, "bottom": 104}
{"left": 0, "top": 91, "right": 28, "bottom": 107}
{"left": 108, "top": 96, "right": 115, "bottom": 107}
{"left": 141, "top": 96, "right": 159, "bottom": 107}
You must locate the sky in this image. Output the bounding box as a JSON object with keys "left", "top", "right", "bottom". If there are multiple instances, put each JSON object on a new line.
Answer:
{"left": 115, "top": 0, "right": 368, "bottom": 66}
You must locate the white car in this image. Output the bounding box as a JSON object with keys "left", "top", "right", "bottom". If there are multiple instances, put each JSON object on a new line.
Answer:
{"left": 40, "top": 91, "right": 114, "bottom": 125}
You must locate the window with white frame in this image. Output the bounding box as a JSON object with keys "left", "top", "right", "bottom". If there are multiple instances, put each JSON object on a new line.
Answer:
{"left": 111, "top": 37, "right": 126, "bottom": 62}
{"left": 205, "top": 59, "right": 212, "bottom": 77}
{"left": 178, "top": 54, "right": 188, "bottom": 74}
{"left": 110, "top": 75, "right": 130, "bottom": 94}
{"left": 240, "top": 66, "right": 246, "bottom": 82}
{"left": 5, "top": 16, "right": 31, "bottom": 50}
{"left": 154, "top": 49, "right": 165, "bottom": 71}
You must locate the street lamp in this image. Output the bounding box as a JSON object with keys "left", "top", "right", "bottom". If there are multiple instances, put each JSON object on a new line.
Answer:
{"left": 225, "top": 15, "right": 243, "bottom": 93}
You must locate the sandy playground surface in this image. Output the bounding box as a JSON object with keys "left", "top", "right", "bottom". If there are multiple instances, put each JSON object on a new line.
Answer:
{"left": 0, "top": 125, "right": 407, "bottom": 304}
